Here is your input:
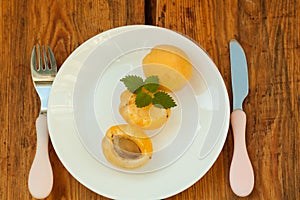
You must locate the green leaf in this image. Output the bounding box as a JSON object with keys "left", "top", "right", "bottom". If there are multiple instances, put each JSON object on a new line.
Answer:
{"left": 135, "top": 91, "right": 152, "bottom": 108}
{"left": 120, "top": 75, "right": 144, "bottom": 93}
{"left": 152, "top": 91, "right": 177, "bottom": 109}
{"left": 143, "top": 76, "right": 159, "bottom": 93}
{"left": 133, "top": 86, "right": 143, "bottom": 94}
{"left": 120, "top": 75, "right": 177, "bottom": 109}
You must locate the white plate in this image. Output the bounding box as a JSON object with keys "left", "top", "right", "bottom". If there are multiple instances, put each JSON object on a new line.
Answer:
{"left": 73, "top": 28, "right": 204, "bottom": 173}
{"left": 48, "top": 25, "right": 230, "bottom": 199}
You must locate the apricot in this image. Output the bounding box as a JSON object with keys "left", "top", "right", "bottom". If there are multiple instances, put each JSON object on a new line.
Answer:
{"left": 102, "top": 124, "right": 152, "bottom": 169}
{"left": 142, "top": 45, "right": 193, "bottom": 91}
{"left": 119, "top": 90, "right": 170, "bottom": 130}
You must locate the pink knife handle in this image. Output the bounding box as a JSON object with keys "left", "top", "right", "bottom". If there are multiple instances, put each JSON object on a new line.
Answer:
{"left": 229, "top": 110, "right": 254, "bottom": 197}
{"left": 28, "top": 114, "right": 53, "bottom": 199}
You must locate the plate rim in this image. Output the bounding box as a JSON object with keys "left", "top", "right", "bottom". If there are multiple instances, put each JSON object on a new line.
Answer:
{"left": 48, "top": 25, "right": 230, "bottom": 199}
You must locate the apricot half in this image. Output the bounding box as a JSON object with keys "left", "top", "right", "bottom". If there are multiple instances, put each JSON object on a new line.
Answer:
{"left": 119, "top": 90, "right": 170, "bottom": 130}
{"left": 102, "top": 124, "right": 153, "bottom": 169}
{"left": 142, "top": 45, "right": 193, "bottom": 91}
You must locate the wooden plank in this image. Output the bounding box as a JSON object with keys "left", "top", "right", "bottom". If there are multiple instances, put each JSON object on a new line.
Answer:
{"left": 152, "top": 0, "right": 300, "bottom": 199}
{"left": 0, "top": 1, "right": 144, "bottom": 199}
{"left": 0, "top": 1, "right": 8, "bottom": 200}
{"left": 1, "top": 0, "right": 299, "bottom": 199}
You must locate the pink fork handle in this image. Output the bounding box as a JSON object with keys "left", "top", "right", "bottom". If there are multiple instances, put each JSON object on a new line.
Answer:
{"left": 229, "top": 110, "right": 254, "bottom": 197}
{"left": 28, "top": 114, "right": 53, "bottom": 199}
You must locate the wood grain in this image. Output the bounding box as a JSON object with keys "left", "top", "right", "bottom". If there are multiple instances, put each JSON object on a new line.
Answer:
{"left": 0, "top": 1, "right": 143, "bottom": 200}
{"left": 152, "top": 0, "right": 300, "bottom": 199}
{"left": 1, "top": 0, "right": 299, "bottom": 199}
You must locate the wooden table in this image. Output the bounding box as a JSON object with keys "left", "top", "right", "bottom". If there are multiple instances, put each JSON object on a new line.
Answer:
{"left": 1, "top": 0, "right": 299, "bottom": 199}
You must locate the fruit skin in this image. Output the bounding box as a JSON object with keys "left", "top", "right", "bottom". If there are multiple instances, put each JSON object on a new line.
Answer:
{"left": 142, "top": 45, "right": 193, "bottom": 92}
{"left": 119, "top": 90, "right": 170, "bottom": 130}
{"left": 102, "top": 124, "right": 152, "bottom": 169}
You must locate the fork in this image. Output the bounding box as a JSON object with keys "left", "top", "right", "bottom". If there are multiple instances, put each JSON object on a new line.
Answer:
{"left": 28, "top": 45, "right": 57, "bottom": 199}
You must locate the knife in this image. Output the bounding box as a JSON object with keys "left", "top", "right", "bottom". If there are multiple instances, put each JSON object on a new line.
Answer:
{"left": 229, "top": 39, "right": 254, "bottom": 197}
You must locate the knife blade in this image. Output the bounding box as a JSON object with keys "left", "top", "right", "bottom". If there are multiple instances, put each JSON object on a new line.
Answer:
{"left": 229, "top": 39, "right": 254, "bottom": 197}
{"left": 230, "top": 40, "right": 249, "bottom": 110}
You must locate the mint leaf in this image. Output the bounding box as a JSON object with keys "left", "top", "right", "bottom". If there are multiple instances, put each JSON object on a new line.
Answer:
{"left": 120, "top": 75, "right": 144, "bottom": 93}
{"left": 120, "top": 75, "right": 177, "bottom": 109}
{"left": 135, "top": 91, "right": 152, "bottom": 108}
{"left": 152, "top": 91, "right": 177, "bottom": 109}
{"left": 143, "top": 76, "right": 159, "bottom": 93}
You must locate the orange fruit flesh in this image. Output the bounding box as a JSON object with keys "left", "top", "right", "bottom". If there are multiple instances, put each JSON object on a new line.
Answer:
{"left": 142, "top": 44, "right": 193, "bottom": 92}
{"left": 119, "top": 90, "right": 170, "bottom": 130}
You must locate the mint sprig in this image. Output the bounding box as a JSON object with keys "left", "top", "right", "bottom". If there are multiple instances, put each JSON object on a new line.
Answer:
{"left": 120, "top": 75, "right": 177, "bottom": 109}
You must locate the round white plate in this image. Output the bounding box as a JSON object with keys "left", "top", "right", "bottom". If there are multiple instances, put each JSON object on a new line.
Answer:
{"left": 73, "top": 27, "right": 205, "bottom": 173}
{"left": 48, "top": 25, "right": 230, "bottom": 199}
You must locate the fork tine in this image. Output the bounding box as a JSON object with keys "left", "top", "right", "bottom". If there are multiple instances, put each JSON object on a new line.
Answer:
{"left": 37, "top": 44, "right": 42, "bottom": 71}
{"left": 31, "top": 44, "right": 57, "bottom": 78}
{"left": 42, "top": 45, "right": 49, "bottom": 70}
{"left": 47, "top": 46, "right": 57, "bottom": 72}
